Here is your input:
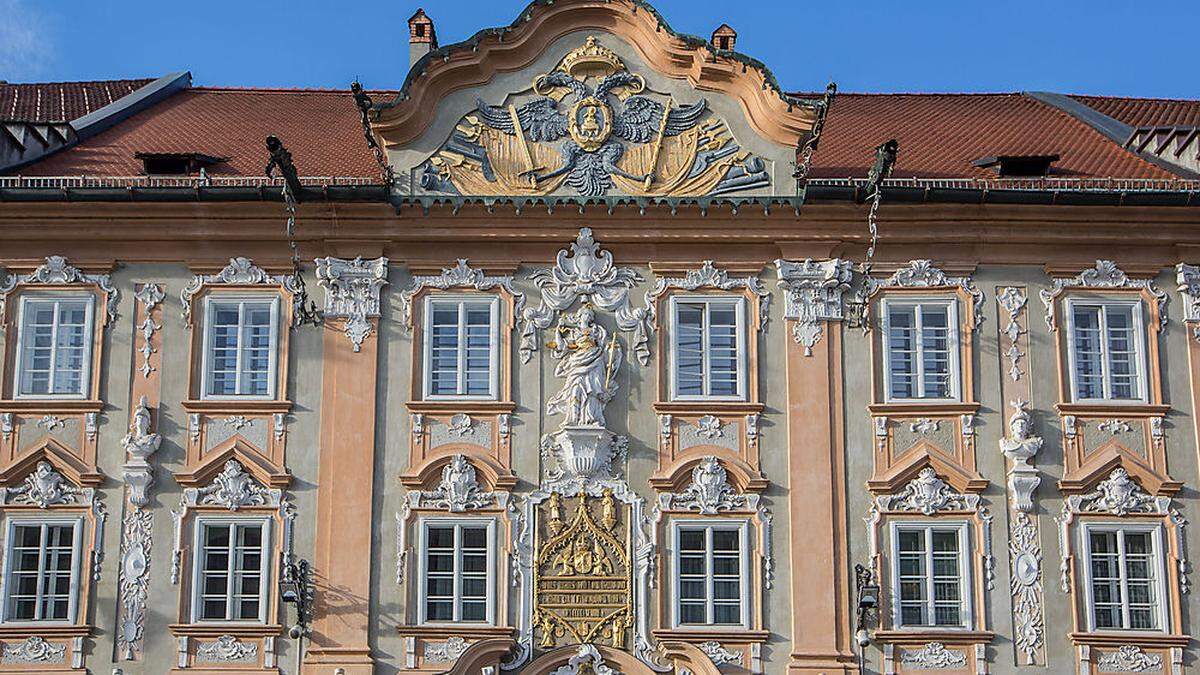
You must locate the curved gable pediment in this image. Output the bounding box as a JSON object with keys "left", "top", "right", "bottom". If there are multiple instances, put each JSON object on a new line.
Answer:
{"left": 372, "top": 0, "right": 818, "bottom": 199}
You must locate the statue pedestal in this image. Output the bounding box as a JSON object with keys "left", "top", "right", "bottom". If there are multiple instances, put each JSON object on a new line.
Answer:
{"left": 550, "top": 426, "right": 617, "bottom": 480}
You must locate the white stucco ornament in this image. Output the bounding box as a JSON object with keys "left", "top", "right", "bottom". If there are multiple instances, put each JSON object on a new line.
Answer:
{"left": 121, "top": 396, "right": 162, "bottom": 508}
{"left": 1000, "top": 401, "right": 1042, "bottom": 513}
{"left": 775, "top": 258, "right": 853, "bottom": 355}
{"left": 315, "top": 256, "right": 389, "bottom": 352}
{"left": 550, "top": 644, "right": 616, "bottom": 675}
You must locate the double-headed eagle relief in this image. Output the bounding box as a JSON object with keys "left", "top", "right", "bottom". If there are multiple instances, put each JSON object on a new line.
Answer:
{"left": 419, "top": 36, "right": 772, "bottom": 197}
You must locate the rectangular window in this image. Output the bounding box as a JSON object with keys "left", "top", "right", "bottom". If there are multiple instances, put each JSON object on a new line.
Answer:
{"left": 15, "top": 296, "right": 94, "bottom": 398}
{"left": 671, "top": 297, "right": 747, "bottom": 400}
{"left": 420, "top": 520, "right": 494, "bottom": 624}
{"left": 1083, "top": 525, "right": 1165, "bottom": 631}
{"left": 202, "top": 297, "right": 279, "bottom": 399}
{"left": 673, "top": 522, "right": 747, "bottom": 627}
{"left": 193, "top": 520, "right": 270, "bottom": 622}
{"left": 1067, "top": 301, "right": 1146, "bottom": 402}
{"left": 883, "top": 300, "right": 959, "bottom": 401}
{"left": 892, "top": 523, "right": 969, "bottom": 628}
{"left": 423, "top": 297, "right": 499, "bottom": 399}
{"left": 2, "top": 520, "right": 80, "bottom": 623}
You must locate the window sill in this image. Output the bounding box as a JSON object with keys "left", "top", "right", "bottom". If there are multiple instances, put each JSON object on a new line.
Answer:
{"left": 652, "top": 627, "right": 768, "bottom": 642}
{"left": 1068, "top": 631, "right": 1190, "bottom": 648}
{"left": 873, "top": 629, "right": 993, "bottom": 644}
{"left": 180, "top": 399, "right": 292, "bottom": 414}
{"left": 168, "top": 623, "right": 282, "bottom": 638}
{"left": 0, "top": 399, "right": 103, "bottom": 413}
{"left": 868, "top": 401, "right": 980, "bottom": 416}
{"left": 653, "top": 401, "right": 764, "bottom": 414}
{"left": 1055, "top": 402, "right": 1170, "bottom": 417}
{"left": 396, "top": 624, "right": 514, "bottom": 638}
{"left": 0, "top": 623, "right": 91, "bottom": 637}
{"left": 406, "top": 400, "right": 516, "bottom": 414}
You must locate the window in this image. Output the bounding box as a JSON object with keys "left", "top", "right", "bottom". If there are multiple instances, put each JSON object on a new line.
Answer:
{"left": 14, "top": 296, "right": 94, "bottom": 398}
{"left": 891, "top": 523, "right": 970, "bottom": 628}
{"left": 883, "top": 299, "right": 959, "bottom": 401}
{"left": 192, "top": 519, "right": 271, "bottom": 622}
{"left": 420, "top": 520, "right": 494, "bottom": 623}
{"left": 422, "top": 297, "right": 499, "bottom": 399}
{"left": 1082, "top": 524, "right": 1166, "bottom": 631}
{"left": 1067, "top": 300, "right": 1146, "bottom": 402}
{"left": 2, "top": 520, "right": 81, "bottom": 623}
{"left": 202, "top": 297, "right": 279, "bottom": 399}
{"left": 670, "top": 297, "right": 746, "bottom": 400}
{"left": 672, "top": 522, "right": 748, "bottom": 627}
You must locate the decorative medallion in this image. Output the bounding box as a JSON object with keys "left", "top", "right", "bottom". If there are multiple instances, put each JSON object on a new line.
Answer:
{"left": 5, "top": 461, "right": 81, "bottom": 508}
{"left": 876, "top": 467, "right": 978, "bottom": 516}
{"left": 117, "top": 508, "right": 153, "bottom": 660}
{"left": 196, "top": 460, "right": 270, "bottom": 511}
{"left": 1008, "top": 512, "right": 1044, "bottom": 665}
{"left": 415, "top": 455, "right": 496, "bottom": 512}
{"left": 532, "top": 492, "right": 633, "bottom": 651}
{"left": 419, "top": 36, "right": 770, "bottom": 198}
{"left": 660, "top": 456, "right": 747, "bottom": 515}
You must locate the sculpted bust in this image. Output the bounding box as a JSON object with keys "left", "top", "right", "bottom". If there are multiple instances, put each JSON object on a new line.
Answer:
{"left": 1000, "top": 406, "right": 1042, "bottom": 466}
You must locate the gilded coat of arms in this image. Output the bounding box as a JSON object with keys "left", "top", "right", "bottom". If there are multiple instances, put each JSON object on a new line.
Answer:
{"left": 419, "top": 36, "right": 771, "bottom": 197}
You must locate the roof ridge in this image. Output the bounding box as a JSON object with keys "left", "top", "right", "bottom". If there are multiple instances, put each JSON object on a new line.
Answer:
{"left": 0, "top": 78, "right": 153, "bottom": 87}
{"left": 189, "top": 85, "right": 398, "bottom": 95}
{"left": 787, "top": 90, "right": 1024, "bottom": 98}
{"left": 1068, "top": 93, "right": 1200, "bottom": 104}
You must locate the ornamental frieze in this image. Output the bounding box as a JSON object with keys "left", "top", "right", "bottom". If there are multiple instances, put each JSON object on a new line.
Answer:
{"left": 417, "top": 36, "right": 772, "bottom": 198}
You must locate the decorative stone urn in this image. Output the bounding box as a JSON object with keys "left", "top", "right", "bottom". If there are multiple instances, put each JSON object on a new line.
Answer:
{"left": 549, "top": 426, "right": 617, "bottom": 480}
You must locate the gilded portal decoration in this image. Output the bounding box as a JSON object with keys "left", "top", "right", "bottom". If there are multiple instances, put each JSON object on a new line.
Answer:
{"left": 418, "top": 36, "right": 771, "bottom": 197}
{"left": 532, "top": 491, "right": 633, "bottom": 651}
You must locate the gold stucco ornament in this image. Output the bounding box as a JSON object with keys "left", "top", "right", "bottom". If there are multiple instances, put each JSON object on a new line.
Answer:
{"left": 532, "top": 491, "right": 633, "bottom": 651}
{"left": 417, "top": 36, "right": 771, "bottom": 198}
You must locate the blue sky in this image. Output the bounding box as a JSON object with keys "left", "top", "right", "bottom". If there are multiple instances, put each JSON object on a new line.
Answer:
{"left": 3, "top": 0, "right": 1197, "bottom": 98}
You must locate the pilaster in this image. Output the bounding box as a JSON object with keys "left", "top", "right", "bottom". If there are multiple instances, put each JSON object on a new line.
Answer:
{"left": 305, "top": 257, "right": 388, "bottom": 674}
{"left": 776, "top": 259, "right": 857, "bottom": 673}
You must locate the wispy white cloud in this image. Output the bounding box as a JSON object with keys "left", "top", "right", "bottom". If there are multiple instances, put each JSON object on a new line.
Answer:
{"left": 0, "top": 0, "right": 50, "bottom": 81}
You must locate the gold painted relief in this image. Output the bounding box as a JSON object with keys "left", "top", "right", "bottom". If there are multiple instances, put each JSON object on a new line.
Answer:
{"left": 418, "top": 36, "right": 771, "bottom": 198}
{"left": 532, "top": 489, "right": 633, "bottom": 650}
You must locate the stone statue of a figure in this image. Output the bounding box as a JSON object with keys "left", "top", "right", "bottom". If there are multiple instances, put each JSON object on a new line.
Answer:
{"left": 546, "top": 305, "right": 621, "bottom": 428}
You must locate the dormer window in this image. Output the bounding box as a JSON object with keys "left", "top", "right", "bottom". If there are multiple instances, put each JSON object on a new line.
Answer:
{"left": 971, "top": 154, "right": 1060, "bottom": 177}
{"left": 135, "top": 152, "right": 226, "bottom": 176}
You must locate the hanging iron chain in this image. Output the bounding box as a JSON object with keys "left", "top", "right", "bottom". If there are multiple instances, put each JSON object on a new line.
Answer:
{"left": 266, "top": 135, "right": 321, "bottom": 328}
{"left": 793, "top": 82, "right": 837, "bottom": 188}
{"left": 352, "top": 81, "right": 395, "bottom": 187}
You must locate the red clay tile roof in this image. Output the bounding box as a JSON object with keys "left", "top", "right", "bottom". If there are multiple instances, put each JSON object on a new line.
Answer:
{"left": 20, "top": 87, "right": 394, "bottom": 178}
{"left": 805, "top": 92, "right": 1176, "bottom": 179}
{"left": 11, "top": 85, "right": 1195, "bottom": 181}
{"left": 0, "top": 79, "right": 153, "bottom": 123}
{"left": 1070, "top": 95, "right": 1200, "bottom": 129}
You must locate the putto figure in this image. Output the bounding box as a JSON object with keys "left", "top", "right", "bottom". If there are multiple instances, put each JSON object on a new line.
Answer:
{"left": 546, "top": 305, "right": 621, "bottom": 428}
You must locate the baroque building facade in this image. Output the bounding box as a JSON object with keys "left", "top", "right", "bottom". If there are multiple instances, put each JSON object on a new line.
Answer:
{"left": 1, "top": 1, "right": 1200, "bottom": 674}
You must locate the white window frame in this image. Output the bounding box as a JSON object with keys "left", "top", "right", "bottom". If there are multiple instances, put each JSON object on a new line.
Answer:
{"left": 421, "top": 295, "right": 501, "bottom": 401}
{"left": 1079, "top": 521, "right": 1169, "bottom": 633}
{"left": 0, "top": 515, "right": 84, "bottom": 625}
{"left": 880, "top": 297, "right": 962, "bottom": 403}
{"left": 889, "top": 520, "right": 973, "bottom": 630}
{"left": 416, "top": 516, "right": 497, "bottom": 625}
{"left": 669, "top": 518, "right": 751, "bottom": 629}
{"left": 667, "top": 295, "right": 749, "bottom": 402}
{"left": 199, "top": 294, "right": 281, "bottom": 401}
{"left": 1064, "top": 298, "right": 1149, "bottom": 404}
{"left": 13, "top": 293, "right": 96, "bottom": 400}
{"left": 189, "top": 515, "right": 273, "bottom": 624}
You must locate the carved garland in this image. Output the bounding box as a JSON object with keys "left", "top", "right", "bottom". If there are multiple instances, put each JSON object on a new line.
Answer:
{"left": 1040, "top": 260, "right": 1168, "bottom": 332}
{"left": 315, "top": 256, "right": 389, "bottom": 352}
{"left": 996, "top": 286, "right": 1027, "bottom": 381}
{"left": 134, "top": 284, "right": 165, "bottom": 378}
{"left": 0, "top": 255, "right": 119, "bottom": 323}
{"left": 519, "top": 228, "right": 651, "bottom": 364}
{"left": 180, "top": 257, "right": 298, "bottom": 325}
{"left": 398, "top": 258, "right": 524, "bottom": 331}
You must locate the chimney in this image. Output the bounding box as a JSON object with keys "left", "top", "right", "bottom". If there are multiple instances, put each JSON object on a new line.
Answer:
{"left": 408, "top": 9, "right": 437, "bottom": 67}
{"left": 711, "top": 24, "right": 737, "bottom": 51}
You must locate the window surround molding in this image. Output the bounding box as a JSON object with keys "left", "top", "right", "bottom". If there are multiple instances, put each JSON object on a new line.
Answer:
{"left": 413, "top": 516, "right": 498, "bottom": 626}
{"left": 1062, "top": 297, "right": 1150, "bottom": 404}
{"left": 168, "top": 458, "right": 294, "bottom": 671}
{"left": 420, "top": 294, "right": 502, "bottom": 401}
{"left": 0, "top": 459, "right": 106, "bottom": 670}
{"left": 395, "top": 454, "right": 516, "bottom": 669}
{"left": 667, "top": 518, "right": 752, "bottom": 630}
{"left": 879, "top": 296, "right": 963, "bottom": 404}
{"left": 188, "top": 515, "right": 273, "bottom": 624}
{"left": 1076, "top": 521, "right": 1170, "bottom": 634}
{"left": 647, "top": 261, "right": 768, "bottom": 407}
{"left": 198, "top": 294, "right": 282, "bottom": 402}
{"left": 649, "top": 456, "right": 771, "bottom": 667}
{"left": 664, "top": 294, "right": 749, "bottom": 403}
{"left": 886, "top": 520, "right": 973, "bottom": 630}
{"left": 865, "top": 466, "right": 994, "bottom": 655}
{"left": 0, "top": 256, "right": 117, "bottom": 404}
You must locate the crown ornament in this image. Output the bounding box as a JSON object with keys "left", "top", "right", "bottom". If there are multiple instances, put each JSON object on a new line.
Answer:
{"left": 559, "top": 36, "right": 624, "bottom": 79}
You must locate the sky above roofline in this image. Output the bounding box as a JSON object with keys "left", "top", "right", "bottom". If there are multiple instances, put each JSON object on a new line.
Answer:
{"left": 3, "top": 0, "right": 1197, "bottom": 98}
